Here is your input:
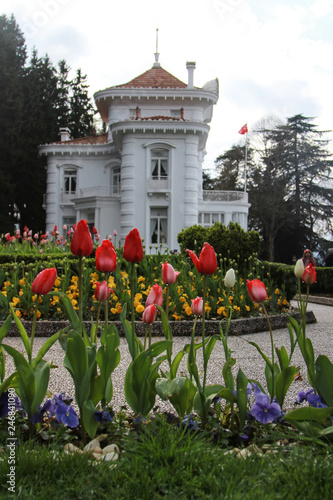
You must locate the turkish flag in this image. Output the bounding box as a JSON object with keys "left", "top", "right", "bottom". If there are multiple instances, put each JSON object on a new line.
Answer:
{"left": 238, "top": 124, "right": 248, "bottom": 135}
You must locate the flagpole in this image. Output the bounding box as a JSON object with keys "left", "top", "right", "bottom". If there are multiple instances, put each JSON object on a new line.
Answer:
{"left": 244, "top": 131, "right": 248, "bottom": 192}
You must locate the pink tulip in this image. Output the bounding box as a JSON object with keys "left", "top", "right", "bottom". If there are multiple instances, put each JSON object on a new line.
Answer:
{"left": 191, "top": 296, "right": 203, "bottom": 316}
{"left": 161, "top": 261, "right": 180, "bottom": 285}
{"left": 302, "top": 264, "right": 317, "bottom": 285}
{"left": 146, "top": 283, "right": 163, "bottom": 307}
{"left": 142, "top": 304, "right": 157, "bottom": 324}
{"left": 94, "top": 281, "right": 113, "bottom": 302}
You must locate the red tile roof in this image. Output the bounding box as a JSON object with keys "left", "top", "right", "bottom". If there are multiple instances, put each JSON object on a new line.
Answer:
{"left": 114, "top": 66, "right": 187, "bottom": 89}
{"left": 50, "top": 133, "right": 108, "bottom": 145}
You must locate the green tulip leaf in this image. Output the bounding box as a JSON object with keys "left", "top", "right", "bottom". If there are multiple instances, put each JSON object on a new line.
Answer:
{"left": 0, "top": 373, "right": 17, "bottom": 396}
{"left": 0, "top": 315, "right": 12, "bottom": 343}
{"left": 82, "top": 399, "right": 99, "bottom": 440}
{"left": 2, "top": 344, "right": 35, "bottom": 415}
{"left": 222, "top": 357, "right": 236, "bottom": 391}
{"left": 194, "top": 384, "right": 224, "bottom": 416}
{"left": 275, "top": 345, "right": 290, "bottom": 371}
{"left": 315, "top": 355, "right": 333, "bottom": 407}
{"left": 275, "top": 366, "right": 296, "bottom": 407}
{"left": 9, "top": 305, "right": 31, "bottom": 360}
{"left": 236, "top": 368, "right": 248, "bottom": 431}
{"left": 31, "top": 359, "right": 50, "bottom": 415}
{"left": 285, "top": 406, "right": 333, "bottom": 424}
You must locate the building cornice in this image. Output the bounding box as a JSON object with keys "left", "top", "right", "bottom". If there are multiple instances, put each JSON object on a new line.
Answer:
{"left": 39, "top": 142, "right": 116, "bottom": 157}
{"left": 110, "top": 119, "right": 210, "bottom": 137}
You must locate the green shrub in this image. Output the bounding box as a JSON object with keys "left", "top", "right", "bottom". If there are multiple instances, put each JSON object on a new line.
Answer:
{"left": 177, "top": 222, "right": 261, "bottom": 271}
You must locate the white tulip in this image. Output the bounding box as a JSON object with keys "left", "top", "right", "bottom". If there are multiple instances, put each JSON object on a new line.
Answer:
{"left": 224, "top": 268, "right": 236, "bottom": 288}
{"left": 294, "top": 259, "right": 304, "bottom": 279}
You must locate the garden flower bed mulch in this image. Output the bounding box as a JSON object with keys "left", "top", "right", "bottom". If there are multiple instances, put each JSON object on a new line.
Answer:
{"left": 1, "top": 309, "right": 316, "bottom": 337}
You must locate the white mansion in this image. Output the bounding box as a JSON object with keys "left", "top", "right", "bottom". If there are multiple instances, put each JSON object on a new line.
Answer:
{"left": 40, "top": 55, "right": 249, "bottom": 251}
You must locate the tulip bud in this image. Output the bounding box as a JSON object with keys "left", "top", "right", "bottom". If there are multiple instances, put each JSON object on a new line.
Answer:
{"left": 191, "top": 296, "right": 203, "bottom": 316}
{"left": 96, "top": 239, "right": 117, "bottom": 272}
{"left": 31, "top": 268, "right": 57, "bottom": 295}
{"left": 142, "top": 304, "right": 157, "bottom": 324}
{"left": 123, "top": 228, "right": 144, "bottom": 263}
{"left": 294, "top": 259, "right": 304, "bottom": 279}
{"left": 224, "top": 268, "right": 236, "bottom": 288}
{"left": 302, "top": 264, "right": 316, "bottom": 285}
{"left": 161, "top": 261, "right": 180, "bottom": 285}
{"left": 247, "top": 279, "right": 268, "bottom": 303}
{"left": 94, "top": 281, "right": 113, "bottom": 302}
{"left": 70, "top": 219, "right": 93, "bottom": 256}
{"left": 146, "top": 284, "right": 163, "bottom": 307}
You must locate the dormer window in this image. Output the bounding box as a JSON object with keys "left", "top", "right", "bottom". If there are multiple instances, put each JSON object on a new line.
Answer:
{"left": 151, "top": 149, "right": 168, "bottom": 180}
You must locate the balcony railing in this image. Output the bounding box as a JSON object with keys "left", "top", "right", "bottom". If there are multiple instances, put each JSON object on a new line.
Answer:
{"left": 202, "top": 190, "right": 247, "bottom": 202}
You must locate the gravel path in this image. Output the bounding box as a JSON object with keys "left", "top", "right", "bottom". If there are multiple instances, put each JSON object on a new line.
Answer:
{"left": 3, "top": 302, "right": 332, "bottom": 413}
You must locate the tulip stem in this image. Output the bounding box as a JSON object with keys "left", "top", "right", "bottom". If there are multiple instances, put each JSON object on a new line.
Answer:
{"left": 130, "top": 262, "right": 136, "bottom": 354}
{"left": 29, "top": 298, "right": 39, "bottom": 363}
{"left": 78, "top": 255, "right": 83, "bottom": 335}
{"left": 262, "top": 302, "right": 275, "bottom": 402}
{"left": 105, "top": 272, "right": 109, "bottom": 329}
{"left": 202, "top": 275, "right": 207, "bottom": 389}
{"left": 165, "top": 285, "right": 170, "bottom": 320}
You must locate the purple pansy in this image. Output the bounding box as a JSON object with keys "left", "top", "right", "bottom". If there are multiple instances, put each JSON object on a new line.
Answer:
{"left": 297, "top": 388, "right": 315, "bottom": 404}
{"left": 307, "top": 393, "right": 327, "bottom": 408}
{"left": 55, "top": 400, "right": 79, "bottom": 428}
{"left": 250, "top": 393, "right": 281, "bottom": 424}
{"left": 95, "top": 409, "right": 114, "bottom": 423}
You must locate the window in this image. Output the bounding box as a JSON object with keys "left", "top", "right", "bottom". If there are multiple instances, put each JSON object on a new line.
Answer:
{"left": 64, "top": 169, "right": 77, "bottom": 194}
{"left": 150, "top": 207, "right": 168, "bottom": 245}
{"left": 151, "top": 149, "right": 168, "bottom": 180}
{"left": 198, "top": 212, "right": 224, "bottom": 227}
{"left": 232, "top": 213, "right": 245, "bottom": 226}
{"left": 112, "top": 166, "right": 121, "bottom": 194}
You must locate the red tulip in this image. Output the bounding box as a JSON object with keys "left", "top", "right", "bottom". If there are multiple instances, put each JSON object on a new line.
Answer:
{"left": 92, "top": 226, "right": 98, "bottom": 235}
{"left": 94, "top": 281, "right": 113, "bottom": 302}
{"left": 70, "top": 219, "right": 93, "bottom": 256}
{"left": 302, "top": 264, "right": 317, "bottom": 285}
{"left": 123, "top": 228, "right": 144, "bottom": 263}
{"left": 191, "top": 296, "right": 203, "bottom": 316}
{"left": 186, "top": 243, "right": 217, "bottom": 275}
{"left": 247, "top": 279, "right": 268, "bottom": 303}
{"left": 96, "top": 240, "right": 117, "bottom": 273}
{"left": 142, "top": 304, "right": 157, "bottom": 324}
{"left": 161, "top": 261, "right": 180, "bottom": 285}
{"left": 146, "top": 284, "right": 163, "bottom": 307}
{"left": 31, "top": 268, "right": 57, "bottom": 295}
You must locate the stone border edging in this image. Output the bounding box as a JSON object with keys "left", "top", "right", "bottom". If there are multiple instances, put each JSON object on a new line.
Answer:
{"left": 1, "top": 311, "right": 316, "bottom": 338}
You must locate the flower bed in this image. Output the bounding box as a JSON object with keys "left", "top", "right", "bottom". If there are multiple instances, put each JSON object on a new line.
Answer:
{"left": 0, "top": 221, "right": 332, "bottom": 471}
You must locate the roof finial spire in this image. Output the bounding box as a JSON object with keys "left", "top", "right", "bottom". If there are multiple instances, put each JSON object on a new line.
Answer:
{"left": 153, "top": 27, "right": 160, "bottom": 68}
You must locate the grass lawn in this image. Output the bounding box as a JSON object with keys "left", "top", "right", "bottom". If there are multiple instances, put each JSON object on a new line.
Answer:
{"left": 1, "top": 417, "right": 333, "bottom": 500}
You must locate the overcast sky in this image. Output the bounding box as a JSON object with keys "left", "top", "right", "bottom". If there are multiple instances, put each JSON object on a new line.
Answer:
{"left": 2, "top": 0, "right": 333, "bottom": 171}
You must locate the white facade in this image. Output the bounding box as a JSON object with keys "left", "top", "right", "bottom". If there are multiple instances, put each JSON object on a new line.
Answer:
{"left": 40, "top": 58, "right": 250, "bottom": 251}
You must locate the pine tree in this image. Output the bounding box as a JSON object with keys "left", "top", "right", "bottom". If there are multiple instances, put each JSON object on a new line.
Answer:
{"left": 69, "top": 69, "right": 95, "bottom": 138}
{"left": 0, "top": 15, "right": 27, "bottom": 232}
{"left": 268, "top": 114, "right": 333, "bottom": 260}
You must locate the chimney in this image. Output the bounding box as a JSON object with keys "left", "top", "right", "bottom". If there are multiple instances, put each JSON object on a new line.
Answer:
{"left": 186, "top": 61, "right": 196, "bottom": 88}
{"left": 60, "top": 127, "right": 71, "bottom": 141}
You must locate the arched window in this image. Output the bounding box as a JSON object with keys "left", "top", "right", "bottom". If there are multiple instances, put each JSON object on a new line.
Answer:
{"left": 151, "top": 149, "right": 169, "bottom": 180}
{"left": 64, "top": 169, "right": 77, "bottom": 194}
